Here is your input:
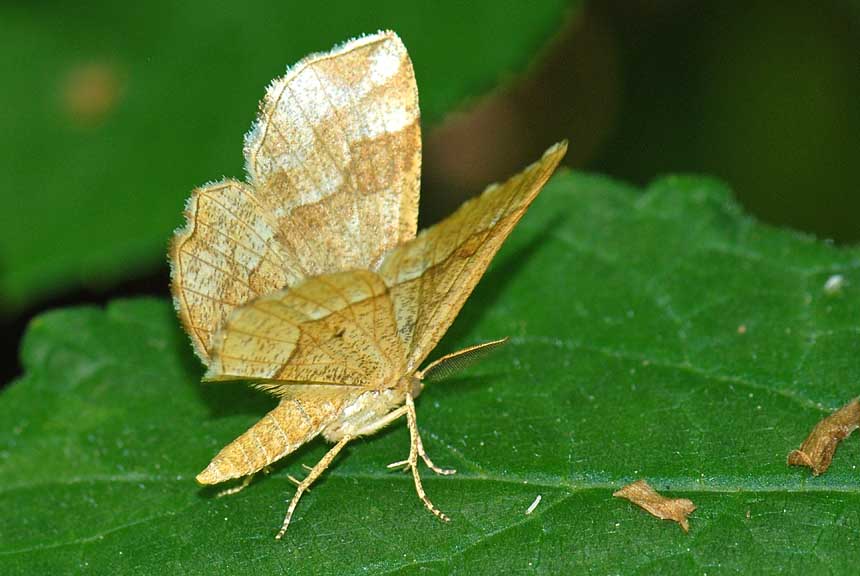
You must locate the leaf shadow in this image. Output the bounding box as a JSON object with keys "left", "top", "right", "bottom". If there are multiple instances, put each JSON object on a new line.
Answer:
{"left": 164, "top": 317, "right": 277, "bottom": 419}
{"left": 197, "top": 381, "right": 277, "bottom": 419}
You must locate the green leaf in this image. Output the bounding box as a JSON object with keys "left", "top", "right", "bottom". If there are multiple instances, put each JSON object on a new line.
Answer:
{"left": 3, "top": 172, "right": 860, "bottom": 574}
{"left": 0, "top": 0, "right": 570, "bottom": 309}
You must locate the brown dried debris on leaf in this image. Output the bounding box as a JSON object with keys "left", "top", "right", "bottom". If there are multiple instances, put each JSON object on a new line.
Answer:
{"left": 613, "top": 479, "right": 696, "bottom": 533}
{"left": 787, "top": 398, "right": 860, "bottom": 476}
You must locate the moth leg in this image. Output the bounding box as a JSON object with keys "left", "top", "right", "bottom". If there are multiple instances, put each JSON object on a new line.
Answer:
{"left": 286, "top": 474, "right": 310, "bottom": 492}
{"left": 388, "top": 395, "right": 456, "bottom": 476}
{"left": 401, "top": 393, "right": 451, "bottom": 522}
{"left": 215, "top": 473, "right": 255, "bottom": 498}
{"left": 276, "top": 434, "right": 352, "bottom": 540}
{"left": 286, "top": 463, "right": 317, "bottom": 488}
{"left": 413, "top": 416, "right": 456, "bottom": 477}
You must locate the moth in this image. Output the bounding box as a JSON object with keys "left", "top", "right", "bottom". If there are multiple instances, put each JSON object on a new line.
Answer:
{"left": 169, "top": 30, "right": 566, "bottom": 538}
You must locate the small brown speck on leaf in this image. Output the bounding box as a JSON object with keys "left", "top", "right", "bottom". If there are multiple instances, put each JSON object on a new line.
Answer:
{"left": 613, "top": 479, "right": 696, "bottom": 533}
{"left": 737, "top": 324, "right": 747, "bottom": 335}
{"left": 787, "top": 398, "right": 860, "bottom": 476}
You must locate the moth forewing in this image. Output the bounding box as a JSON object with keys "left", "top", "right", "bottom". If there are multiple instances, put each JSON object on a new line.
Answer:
{"left": 378, "top": 141, "right": 568, "bottom": 373}
{"left": 244, "top": 31, "right": 421, "bottom": 274}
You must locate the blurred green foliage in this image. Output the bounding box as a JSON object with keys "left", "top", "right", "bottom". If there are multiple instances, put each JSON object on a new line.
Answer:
{"left": 0, "top": 0, "right": 570, "bottom": 310}
{"left": 2, "top": 0, "right": 858, "bottom": 318}
{"left": 590, "top": 0, "right": 860, "bottom": 243}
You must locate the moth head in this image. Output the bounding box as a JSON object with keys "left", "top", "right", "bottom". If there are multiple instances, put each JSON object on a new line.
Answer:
{"left": 405, "top": 373, "right": 424, "bottom": 398}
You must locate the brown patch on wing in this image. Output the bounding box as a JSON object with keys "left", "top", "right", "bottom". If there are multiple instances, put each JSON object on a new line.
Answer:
{"left": 269, "top": 122, "right": 420, "bottom": 278}
{"left": 377, "top": 141, "right": 567, "bottom": 371}
{"left": 788, "top": 398, "right": 860, "bottom": 475}
{"left": 613, "top": 479, "right": 696, "bottom": 533}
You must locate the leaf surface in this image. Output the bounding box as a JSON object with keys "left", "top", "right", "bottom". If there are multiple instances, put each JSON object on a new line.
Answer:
{"left": 3, "top": 172, "right": 860, "bottom": 574}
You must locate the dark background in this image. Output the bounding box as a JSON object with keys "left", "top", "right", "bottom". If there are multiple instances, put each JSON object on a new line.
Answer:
{"left": 2, "top": 0, "right": 859, "bottom": 388}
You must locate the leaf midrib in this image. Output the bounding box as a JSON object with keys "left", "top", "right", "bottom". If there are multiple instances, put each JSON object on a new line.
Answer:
{"left": 1, "top": 469, "right": 853, "bottom": 496}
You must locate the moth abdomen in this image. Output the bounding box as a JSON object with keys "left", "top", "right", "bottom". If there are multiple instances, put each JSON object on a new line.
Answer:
{"left": 196, "top": 398, "right": 328, "bottom": 484}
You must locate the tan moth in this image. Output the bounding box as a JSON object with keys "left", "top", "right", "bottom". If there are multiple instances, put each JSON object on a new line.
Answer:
{"left": 169, "top": 30, "right": 566, "bottom": 538}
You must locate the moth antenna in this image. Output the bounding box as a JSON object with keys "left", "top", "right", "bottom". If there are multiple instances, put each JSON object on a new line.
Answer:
{"left": 417, "top": 337, "right": 509, "bottom": 382}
